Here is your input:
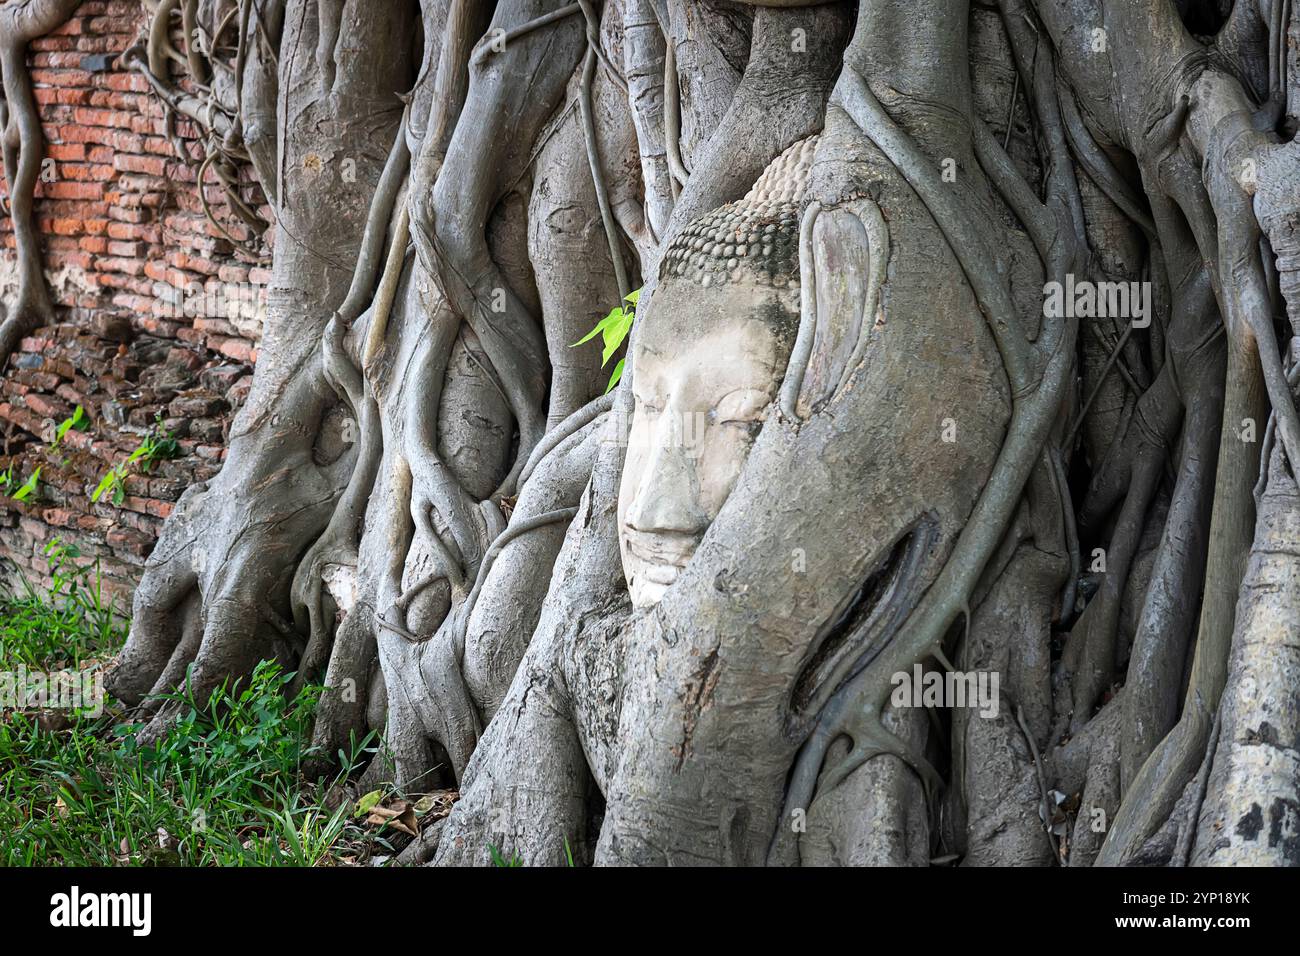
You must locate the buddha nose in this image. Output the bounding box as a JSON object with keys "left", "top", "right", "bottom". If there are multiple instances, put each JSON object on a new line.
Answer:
{"left": 627, "top": 410, "right": 709, "bottom": 535}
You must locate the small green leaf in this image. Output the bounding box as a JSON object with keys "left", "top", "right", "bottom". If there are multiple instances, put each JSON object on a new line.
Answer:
{"left": 601, "top": 309, "right": 635, "bottom": 365}
{"left": 571, "top": 308, "right": 619, "bottom": 347}
{"left": 355, "top": 790, "right": 383, "bottom": 817}
{"left": 91, "top": 471, "right": 116, "bottom": 503}
{"left": 487, "top": 843, "right": 522, "bottom": 867}
{"left": 11, "top": 467, "right": 40, "bottom": 501}
{"left": 52, "top": 405, "right": 86, "bottom": 449}
{"left": 605, "top": 358, "right": 625, "bottom": 394}
{"left": 575, "top": 287, "right": 641, "bottom": 372}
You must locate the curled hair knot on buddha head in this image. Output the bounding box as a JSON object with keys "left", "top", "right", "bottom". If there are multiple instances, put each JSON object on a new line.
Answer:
{"left": 660, "top": 199, "right": 802, "bottom": 291}
{"left": 657, "top": 133, "right": 819, "bottom": 294}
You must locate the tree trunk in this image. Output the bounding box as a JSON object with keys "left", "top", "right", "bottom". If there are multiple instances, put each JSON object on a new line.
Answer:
{"left": 46, "top": 0, "right": 1300, "bottom": 865}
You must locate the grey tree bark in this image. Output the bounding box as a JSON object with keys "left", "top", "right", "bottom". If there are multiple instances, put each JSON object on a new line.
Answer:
{"left": 46, "top": 0, "right": 1300, "bottom": 865}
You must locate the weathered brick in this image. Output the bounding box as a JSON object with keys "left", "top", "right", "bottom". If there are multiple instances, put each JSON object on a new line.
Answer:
{"left": 106, "top": 526, "right": 151, "bottom": 557}
{"left": 46, "top": 143, "right": 86, "bottom": 161}
{"left": 34, "top": 87, "right": 91, "bottom": 107}
{"left": 112, "top": 153, "right": 166, "bottom": 175}
{"left": 72, "top": 106, "right": 134, "bottom": 129}
{"left": 40, "top": 180, "right": 104, "bottom": 200}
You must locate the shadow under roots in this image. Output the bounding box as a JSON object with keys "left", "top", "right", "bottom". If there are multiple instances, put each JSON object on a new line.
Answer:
{"left": 1173, "top": 0, "right": 1234, "bottom": 35}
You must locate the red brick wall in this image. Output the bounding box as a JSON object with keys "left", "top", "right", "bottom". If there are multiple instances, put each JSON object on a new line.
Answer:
{"left": 0, "top": 1, "right": 271, "bottom": 612}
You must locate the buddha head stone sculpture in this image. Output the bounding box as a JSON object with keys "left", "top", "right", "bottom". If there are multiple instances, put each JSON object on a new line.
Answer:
{"left": 618, "top": 137, "right": 816, "bottom": 608}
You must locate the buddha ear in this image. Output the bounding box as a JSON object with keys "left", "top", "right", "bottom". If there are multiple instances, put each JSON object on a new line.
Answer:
{"left": 778, "top": 197, "right": 891, "bottom": 420}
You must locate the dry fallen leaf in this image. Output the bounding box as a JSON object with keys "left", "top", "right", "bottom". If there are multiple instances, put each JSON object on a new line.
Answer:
{"left": 391, "top": 806, "right": 420, "bottom": 838}
{"left": 365, "top": 803, "right": 405, "bottom": 823}
{"left": 364, "top": 798, "right": 420, "bottom": 836}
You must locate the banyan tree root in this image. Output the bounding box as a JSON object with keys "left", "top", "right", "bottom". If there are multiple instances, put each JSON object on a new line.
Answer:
{"left": 232, "top": 0, "right": 639, "bottom": 786}
{"left": 1019, "top": 0, "right": 1300, "bottom": 865}
{"left": 1191, "top": 393, "right": 1300, "bottom": 866}
{"left": 430, "top": 0, "right": 1300, "bottom": 867}
{"left": 438, "top": 0, "right": 1041, "bottom": 865}
{"left": 104, "top": 0, "right": 1300, "bottom": 868}
{"left": 106, "top": 1, "right": 420, "bottom": 732}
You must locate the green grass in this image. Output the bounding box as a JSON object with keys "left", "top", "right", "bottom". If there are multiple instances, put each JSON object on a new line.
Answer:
{"left": 0, "top": 541, "right": 122, "bottom": 671}
{"left": 0, "top": 547, "right": 414, "bottom": 867}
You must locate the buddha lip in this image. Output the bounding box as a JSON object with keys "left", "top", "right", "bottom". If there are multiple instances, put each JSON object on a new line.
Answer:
{"left": 625, "top": 531, "right": 696, "bottom": 568}
{"left": 641, "top": 563, "right": 680, "bottom": 586}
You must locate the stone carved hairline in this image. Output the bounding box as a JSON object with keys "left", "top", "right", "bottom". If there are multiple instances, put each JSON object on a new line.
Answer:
{"left": 658, "top": 135, "right": 819, "bottom": 293}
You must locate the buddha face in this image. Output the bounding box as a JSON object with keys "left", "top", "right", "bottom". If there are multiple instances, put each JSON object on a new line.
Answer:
{"left": 618, "top": 276, "right": 797, "bottom": 608}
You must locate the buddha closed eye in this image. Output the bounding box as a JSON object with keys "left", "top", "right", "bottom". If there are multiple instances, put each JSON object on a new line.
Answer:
{"left": 617, "top": 190, "right": 803, "bottom": 609}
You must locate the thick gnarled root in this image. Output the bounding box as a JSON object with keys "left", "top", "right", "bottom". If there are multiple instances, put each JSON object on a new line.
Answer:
{"left": 1190, "top": 418, "right": 1300, "bottom": 865}
{"left": 105, "top": 405, "right": 345, "bottom": 737}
